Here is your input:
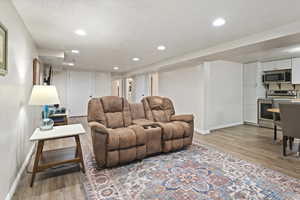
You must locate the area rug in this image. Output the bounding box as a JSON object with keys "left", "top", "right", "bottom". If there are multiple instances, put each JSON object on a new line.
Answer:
{"left": 82, "top": 141, "right": 300, "bottom": 200}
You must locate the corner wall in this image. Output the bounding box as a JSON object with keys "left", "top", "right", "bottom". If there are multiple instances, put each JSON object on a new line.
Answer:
{"left": 0, "top": 0, "right": 39, "bottom": 199}
{"left": 203, "top": 60, "right": 243, "bottom": 131}
{"left": 157, "top": 60, "right": 243, "bottom": 133}
{"left": 158, "top": 65, "right": 205, "bottom": 132}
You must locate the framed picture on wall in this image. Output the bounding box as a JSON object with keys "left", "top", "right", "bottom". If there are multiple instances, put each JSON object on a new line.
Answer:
{"left": 33, "top": 58, "right": 42, "bottom": 85}
{"left": 0, "top": 22, "right": 8, "bottom": 76}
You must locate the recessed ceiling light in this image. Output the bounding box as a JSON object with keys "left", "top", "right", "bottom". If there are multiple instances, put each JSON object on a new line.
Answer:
{"left": 113, "top": 66, "right": 119, "bottom": 70}
{"left": 132, "top": 57, "right": 140, "bottom": 61}
{"left": 157, "top": 45, "right": 166, "bottom": 51}
{"left": 63, "top": 62, "right": 74, "bottom": 66}
{"left": 212, "top": 18, "right": 226, "bottom": 27}
{"left": 74, "top": 29, "right": 87, "bottom": 36}
{"left": 71, "top": 50, "right": 79, "bottom": 54}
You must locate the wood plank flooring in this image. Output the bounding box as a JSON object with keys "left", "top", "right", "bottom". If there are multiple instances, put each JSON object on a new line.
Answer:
{"left": 12, "top": 118, "right": 300, "bottom": 200}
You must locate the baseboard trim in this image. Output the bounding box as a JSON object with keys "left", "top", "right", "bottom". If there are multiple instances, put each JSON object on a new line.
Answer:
{"left": 243, "top": 121, "right": 259, "bottom": 126}
{"left": 210, "top": 122, "right": 243, "bottom": 131}
{"left": 5, "top": 144, "right": 35, "bottom": 200}
{"left": 195, "top": 129, "right": 210, "bottom": 135}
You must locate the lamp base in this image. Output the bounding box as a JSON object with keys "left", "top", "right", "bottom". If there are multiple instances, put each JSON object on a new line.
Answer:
{"left": 40, "top": 118, "right": 54, "bottom": 131}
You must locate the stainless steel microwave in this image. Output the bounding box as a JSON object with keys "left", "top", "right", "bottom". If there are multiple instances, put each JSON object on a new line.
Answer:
{"left": 262, "top": 70, "right": 291, "bottom": 83}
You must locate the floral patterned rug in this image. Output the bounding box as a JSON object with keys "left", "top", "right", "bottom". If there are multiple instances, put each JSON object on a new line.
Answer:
{"left": 82, "top": 141, "right": 300, "bottom": 200}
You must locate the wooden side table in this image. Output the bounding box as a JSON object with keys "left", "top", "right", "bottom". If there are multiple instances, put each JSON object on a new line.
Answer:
{"left": 29, "top": 124, "right": 86, "bottom": 187}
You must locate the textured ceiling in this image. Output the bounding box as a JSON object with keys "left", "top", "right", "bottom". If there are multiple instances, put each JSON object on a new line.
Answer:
{"left": 12, "top": 0, "right": 300, "bottom": 72}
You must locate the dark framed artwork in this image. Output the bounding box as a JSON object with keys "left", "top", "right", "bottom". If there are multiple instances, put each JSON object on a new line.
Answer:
{"left": 0, "top": 22, "right": 8, "bottom": 76}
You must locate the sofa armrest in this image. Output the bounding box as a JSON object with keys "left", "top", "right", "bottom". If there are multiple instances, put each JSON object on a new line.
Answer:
{"left": 170, "top": 114, "right": 194, "bottom": 122}
{"left": 88, "top": 121, "right": 108, "bottom": 134}
{"left": 88, "top": 121, "right": 108, "bottom": 167}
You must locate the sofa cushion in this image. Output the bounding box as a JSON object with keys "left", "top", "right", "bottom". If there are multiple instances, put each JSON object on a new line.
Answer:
{"left": 148, "top": 96, "right": 164, "bottom": 110}
{"left": 106, "top": 112, "right": 124, "bottom": 128}
{"left": 132, "top": 119, "right": 155, "bottom": 126}
{"left": 162, "top": 98, "right": 175, "bottom": 121}
{"left": 107, "top": 127, "right": 146, "bottom": 150}
{"left": 101, "top": 96, "right": 123, "bottom": 113}
{"left": 128, "top": 125, "right": 147, "bottom": 146}
{"left": 87, "top": 98, "right": 107, "bottom": 126}
{"left": 142, "top": 96, "right": 175, "bottom": 122}
{"left": 152, "top": 110, "right": 168, "bottom": 122}
{"left": 173, "top": 121, "right": 193, "bottom": 137}
{"left": 163, "top": 138, "right": 184, "bottom": 152}
{"left": 107, "top": 128, "right": 134, "bottom": 150}
{"left": 157, "top": 122, "right": 185, "bottom": 140}
{"left": 130, "top": 103, "right": 146, "bottom": 120}
{"left": 123, "top": 100, "right": 132, "bottom": 127}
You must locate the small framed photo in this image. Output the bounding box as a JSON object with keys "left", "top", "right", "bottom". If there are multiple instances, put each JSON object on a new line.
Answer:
{"left": 0, "top": 22, "right": 7, "bottom": 76}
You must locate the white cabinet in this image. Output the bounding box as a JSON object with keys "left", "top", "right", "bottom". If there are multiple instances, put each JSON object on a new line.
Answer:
{"left": 292, "top": 57, "right": 300, "bottom": 84}
{"left": 275, "top": 59, "right": 292, "bottom": 70}
{"left": 261, "top": 61, "right": 275, "bottom": 71}
{"left": 262, "top": 59, "right": 292, "bottom": 71}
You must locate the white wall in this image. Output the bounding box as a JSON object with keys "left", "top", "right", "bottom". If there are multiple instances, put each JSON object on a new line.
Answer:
{"left": 158, "top": 61, "right": 243, "bottom": 133}
{"left": 0, "top": 1, "right": 39, "bottom": 199}
{"left": 204, "top": 61, "right": 243, "bottom": 130}
{"left": 159, "top": 65, "right": 204, "bottom": 132}
{"left": 52, "top": 69, "right": 111, "bottom": 116}
{"left": 94, "top": 72, "right": 111, "bottom": 97}
{"left": 52, "top": 70, "right": 68, "bottom": 107}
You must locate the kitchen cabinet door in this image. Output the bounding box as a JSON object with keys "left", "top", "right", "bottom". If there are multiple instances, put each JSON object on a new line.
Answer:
{"left": 262, "top": 59, "right": 292, "bottom": 71}
{"left": 261, "top": 61, "right": 275, "bottom": 71}
{"left": 275, "top": 59, "right": 292, "bottom": 70}
{"left": 292, "top": 58, "right": 300, "bottom": 84}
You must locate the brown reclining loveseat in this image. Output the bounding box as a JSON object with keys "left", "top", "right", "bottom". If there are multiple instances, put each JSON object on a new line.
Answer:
{"left": 88, "top": 96, "right": 147, "bottom": 167}
{"left": 88, "top": 96, "right": 194, "bottom": 168}
{"left": 142, "top": 96, "right": 194, "bottom": 152}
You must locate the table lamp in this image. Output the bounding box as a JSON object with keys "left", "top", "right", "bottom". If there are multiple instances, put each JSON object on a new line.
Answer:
{"left": 29, "top": 85, "right": 60, "bottom": 131}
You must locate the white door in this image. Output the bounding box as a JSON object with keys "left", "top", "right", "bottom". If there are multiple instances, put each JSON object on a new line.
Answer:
{"left": 111, "top": 79, "right": 123, "bottom": 97}
{"left": 133, "top": 75, "right": 148, "bottom": 102}
{"left": 68, "top": 71, "right": 93, "bottom": 117}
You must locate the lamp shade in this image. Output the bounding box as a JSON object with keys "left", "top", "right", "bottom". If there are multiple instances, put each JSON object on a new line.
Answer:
{"left": 29, "top": 85, "right": 60, "bottom": 105}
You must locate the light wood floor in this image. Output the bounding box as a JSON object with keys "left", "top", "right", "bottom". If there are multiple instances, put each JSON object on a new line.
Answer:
{"left": 13, "top": 118, "right": 300, "bottom": 200}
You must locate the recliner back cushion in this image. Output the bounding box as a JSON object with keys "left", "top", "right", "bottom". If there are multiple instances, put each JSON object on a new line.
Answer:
{"left": 148, "top": 97, "right": 164, "bottom": 110}
{"left": 130, "top": 103, "right": 146, "bottom": 120}
{"left": 101, "top": 96, "right": 123, "bottom": 113}
{"left": 106, "top": 112, "right": 124, "bottom": 128}
{"left": 142, "top": 96, "right": 175, "bottom": 122}
{"left": 88, "top": 96, "right": 132, "bottom": 128}
{"left": 123, "top": 99, "right": 132, "bottom": 127}
{"left": 162, "top": 98, "right": 175, "bottom": 121}
{"left": 88, "top": 98, "right": 107, "bottom": 127}
{"left": 152, "top": 110, "right": 168, "bottom": 122}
